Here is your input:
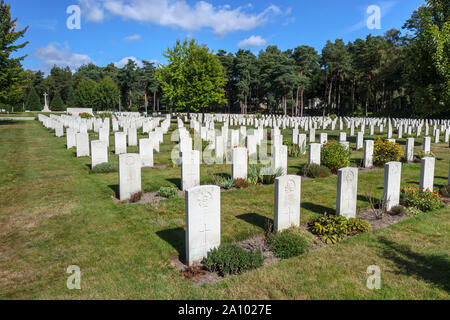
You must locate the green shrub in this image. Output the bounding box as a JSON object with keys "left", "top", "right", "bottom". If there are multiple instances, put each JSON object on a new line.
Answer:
{"left": 390, "top": 205, "right": 408, "bottom": 215}
{"left": 91, "top": 162, "right": 118, "bottom": 173}
{"left": 79, "top": 112, "right": 93, "bottom": 119}
{"left": 373, "top": 137, "right": 404, "bottom": 167}
{"left": 310, "top": 215, "right": 371, "bottom": 244}
{"left": 405, "top": 207, "right": 423, "bottom": 216}
{"left": 415, "top": 150, "right": 436, "bottom": 160}
{"left": 157, "top": 186, "right": 178, "bottom": 199}
{"left": 301, "top": 164, "right": 331, "bottom": 178}
{"left": 203, "top": 244, "right": 264, "bottom": 276}
{"left": 268, "top": 230, "right": 309, "bottom": 259}
{"left": 321, "top": 140, "right": 350, "bottom": 173}
{"left": 285, "top": 142, "right": 301, "bottom": 157}
{"left": 400, "top": 186, "right": 444, "bottom": 212}
{"left": 212, "top": 175, "right": 235, "bottom": 190}
{"left": 260, "top": 166, "right": 284, "bottom": 184}
{"left": 247, "top": 165, "right": 261, "bottom": 185}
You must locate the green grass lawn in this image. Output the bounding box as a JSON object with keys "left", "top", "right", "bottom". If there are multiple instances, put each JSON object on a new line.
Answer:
{"left": 0, "top": 120, "right": 449, "bottom": 299}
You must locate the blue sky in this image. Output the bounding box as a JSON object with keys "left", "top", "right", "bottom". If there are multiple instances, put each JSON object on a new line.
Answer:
{"left": 10, "top": 0, "right": 426, "bottom": 73}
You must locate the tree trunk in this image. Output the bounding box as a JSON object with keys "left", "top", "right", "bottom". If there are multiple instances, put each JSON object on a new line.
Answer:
{"left": 144, "top": 90, "right": 148, "bottom": 115}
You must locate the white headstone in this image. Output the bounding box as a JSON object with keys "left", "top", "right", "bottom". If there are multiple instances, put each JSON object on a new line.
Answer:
{"left": 419, "top": 157, "right": 435, "bottom": 192}
{"left": 139, "top": 139, "right": 154, "bottom": 167}
{"left": 274, "top": 175, "right": 301, "bottom": 232}
{"left": 119, "top": 153, "right": 142, "bottom": 201}
{"left": 336, "top": 167, "right": 358, "bottom": 218}
{"left": 91, "top": 140, "right": 108, "bottom": 168}
{"left": 308, "top": 143, "right": 321, "bottom": 166}
{"left": 363, "top": 140, "right": 374, "bottom": 168}
{"left": 383, "top": 162, "right": 402, "bottom": 211}
{"left": 185, "top": 185, "right": 221, "bottom": 265}
{"left": 76, "top": 132, "right": 90, "bottom": 157}
{"left": 115, "top": 132, "right": 127, "bottom": 155}
{"left": 66, "top": 128, "right": 76, "bottom": 149}
{"left": 406, "top": 138, "right": 414, "bottom": 162}
{"left": 182, "top": 150, "right": 200, "bottom": 191}
{"left": 128, "top": 127, "right": 138, "bottom": 147}
{"left": 232, "top": 147, "right": 248, "bottom": 180}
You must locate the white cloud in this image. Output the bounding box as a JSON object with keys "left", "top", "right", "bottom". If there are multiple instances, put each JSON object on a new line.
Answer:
{"left": 238, "top": 35, "right": 267, "bottom": 48}
{"left": 78, "top": 0, "right": 282, "bottom": 36}
{"left": 79, "top": 0, "right": 105, "bottom": 23}
{"left": 34, "top": 43, "right": 94, "bottom": 73}
{"left": 124, "top": 34, "right": 141, "bottom": 41}
{"left": 114, "top": 56, "right": 143, "bottom": 68}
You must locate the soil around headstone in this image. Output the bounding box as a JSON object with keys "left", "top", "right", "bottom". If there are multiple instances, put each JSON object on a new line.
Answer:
{"left": 170, "top": 235, "right": 280, "bottom": 286}
{"left": 357, "top": 209, "right": 410, "bottom": 230}
{"left": 112, "top": 191, "right": 184, "bottom": 204}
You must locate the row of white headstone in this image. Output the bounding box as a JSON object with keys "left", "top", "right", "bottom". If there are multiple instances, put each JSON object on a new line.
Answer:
{"left": 184, "top": 155, "right": 444, "bottom": 265}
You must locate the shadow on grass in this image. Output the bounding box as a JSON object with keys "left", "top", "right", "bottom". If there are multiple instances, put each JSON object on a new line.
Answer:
{"left": 166, "top": 178, "right": 181, "bottom": 189}
{"left": 301, "top": 202, "right": 335, "bottom": 215}
{"left": 108, "top": 184, "right": 119, "bottom": 198}
{"left": 378, "top": 237, "right": 450, "bottom": 293}
{"left": 156, "top": 227, "right": 186, "bottom": 262}
{"left": 236, "top": 213, "right": 273, "bottom": 230}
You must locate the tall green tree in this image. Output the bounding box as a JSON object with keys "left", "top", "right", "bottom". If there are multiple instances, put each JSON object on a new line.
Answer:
{"left": 117, "top": 60, "right": 139, "bottom": 111}
{"left": 321, "top": 39, "right": 351, "bottom": 115}
{"left": 74, "top": 79, "right": 97, "bottom": 109}
{"left": 292, "top": 46, "right": 320, "bottom": 116}
{"left": 139, "top": 61, "right": 159, "bottom": 114}
{"left": 25, "top": 85, "right": 40, "bottom": 111}
{"left": 50, "top": 91, "right": 65, "bottom": 111}
{"left": 403, "top": 0, "right": 449, "bottom": 115}
{"left": 233, "top": 49, "right": 259, "bottom": 114}
{"left": 0, "top": 0, "right": 28, "bottom": 108}
{"left": 95, "top": 77, "right": 119, "bottom": 111}
{"left": 156, "top": 39, "right": 227, "bottom": 112}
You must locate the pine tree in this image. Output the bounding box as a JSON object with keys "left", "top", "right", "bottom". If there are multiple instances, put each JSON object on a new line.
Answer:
{"left": 0, "top": 0, "right": 29, "bottom": 107}
{"left": 50, "top": 91, "right": 65, "bottom": 111}
{"left": 25, "top": 85, "right": 41, "bottom": 111}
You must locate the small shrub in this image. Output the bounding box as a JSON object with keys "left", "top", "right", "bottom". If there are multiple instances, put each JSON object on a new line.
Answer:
{"left": 285, "top": 142, "right": 301, "bottom": 157}
{"left": 247, "top": 165, "right": 261, "bottom": 185}
{"left": 390, "top": 205, "right": 408, "bottom": 215}
{"left": 268, "top": 230, "right": 309, "bottom": 259}
{"left": 259, "top": 166, "right": 284, "bottom": 185}
{"left": 203, "top": 244, "right": 264, "bottom": 276}
{"left": 373, "top": 137, "right": 404, "bottom": 167}
{"left": 129, "top": 191, "right": 144, "bottom": 203}
{"left": 79, "top": 112, "right": 93, "bottom": 119}
{"left": 212, "top": 175, "right": 235, "bottom": 190}
{"left": 157, "top": 186, "right": 178, "bottom": 199}
{"left": 400, "top": 186, "right": 444, "bottom": 212}
{"left": 405, "top": 207, "right": 423, "bottom": 216}
{"left": 302, "top": 164, "right": 332, "bottom": 178}
{"left": 415, "top": 150, "right": 436, "bottom": 160}
{"left": 310, "top": 215, "right": 371, "bottom": 244}
{"left": 440, "top": 185, "right": 450, "bottom": 197}
{"left": 234, "top": 178, "right": 249, "bottom": 189}
{"left": 321, "top": 140, "right": 350, "bottom": 173}
{"left": 91, "top": 162, "right": 118, "bottom": 173}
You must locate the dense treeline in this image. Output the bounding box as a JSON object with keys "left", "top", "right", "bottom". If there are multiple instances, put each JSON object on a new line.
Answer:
{"left": 2, "top": 0, "right": 448, "bottom": 117}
